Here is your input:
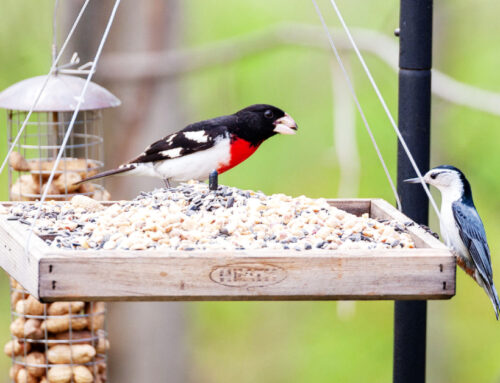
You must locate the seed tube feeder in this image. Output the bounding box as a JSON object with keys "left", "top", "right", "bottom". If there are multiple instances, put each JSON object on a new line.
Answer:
{"left": 0, "top": 74, "right": 120, "bottom": 201}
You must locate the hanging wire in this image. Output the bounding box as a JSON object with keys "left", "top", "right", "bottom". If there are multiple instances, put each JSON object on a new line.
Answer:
{"left": 0, "top": 0, "right": 91, "bottom": 178}
{"left": 311, "top": 0, "right": 402, "bottom": 210}
{"left": 26, "top": 0, "right": 122, "bottom": 251}
{"left": 321, "top": 0, "right": 441, "bottom": 219}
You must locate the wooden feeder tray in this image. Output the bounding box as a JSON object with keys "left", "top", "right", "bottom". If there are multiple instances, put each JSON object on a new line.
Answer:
{"left": 0, "top": 199, "right": 456, "bottom": 302}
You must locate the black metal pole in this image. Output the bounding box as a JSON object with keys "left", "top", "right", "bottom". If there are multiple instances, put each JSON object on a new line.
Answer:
{"left": 394, "top": 1, "right": 433, "bottom": 383}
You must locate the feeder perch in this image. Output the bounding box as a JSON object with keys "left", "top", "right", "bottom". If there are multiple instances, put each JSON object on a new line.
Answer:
{"left": 0, "top": 74, "right": 120, "bottom": 201}
{"left": 0, "top": 198, "right": 456, "bottom": 302}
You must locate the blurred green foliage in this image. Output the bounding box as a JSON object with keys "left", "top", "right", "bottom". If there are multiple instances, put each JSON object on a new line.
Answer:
{"left": 1, "top": 0, "right": 500, "bottom": 382}
{"left": 0, "top": 1, "right": 53, "bottom": 381}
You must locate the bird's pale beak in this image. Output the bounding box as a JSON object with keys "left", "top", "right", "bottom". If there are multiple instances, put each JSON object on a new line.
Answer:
{"left": 273, "top": 113, "right": 297, "bottom": 135}
{"left": 404, "top": 177, "right": 424, "bottom": 184}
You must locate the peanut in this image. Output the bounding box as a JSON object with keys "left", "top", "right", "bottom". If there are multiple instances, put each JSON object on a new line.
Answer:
{"left": 96, "top": 361, "right": 106, "bottom": 375}
{"left": 15, "top": 295, "right": 46, "bottom": 316}
{"left": 96, "top": 337, "right": 109, "bottom": 354}
{"left": 10, "top": 316, "right": 25, "bottom": 338}
{"left": 10, "top": 175, "right": 39, "bottom": 201}
{"left": 17, "top": 368, "right": 37, "bottom": 383}
{"left": 47, "top": 344, "right": 96, "bottom": 364}
{"left": 24, "top": 318, "right": 43, "bottom": 340}
{"left": 77, "top": 182, "right": 95, "bottom": 195}
{"left": 49, "top": 330, "right": 108, "bottom": 353}
{"left": 4, "top": 340, "right": 31, "bottom": 356}
{"left": 9, "top": 151, "right": 30, "bottom": 172}
{"left": 54, "top": 172, "right": 82, "bottom": 194}
{"left": 48, "top": 301, "right": 85, "bottom": 316}
{"left": 9, "top": 364, "right": 23, "bottom": 381}
{"left": 42, "top": 182, "right": 61, "bottom": 200}
{"left": 50, "top": 330, "right": 93, "bottom": 344}
{"left": 73, "top": 366, "right": 94, "bottom": 383}
{"left": 86, "top": 302, "right": 105, "bottom": 331}
{"left": 42, "top": 315, "right": 88, "bottom": 333}
{"left": 48, "top": 365, "right": 72, "bottom": 383}
{"left": 11, "top": 290, "right": 24, "bottom": 307}
{"left": 26, "top": 351, "right": 46, "bottom": 377}
{"left": 31, "top": 172, "right": 44, "bottom": 186}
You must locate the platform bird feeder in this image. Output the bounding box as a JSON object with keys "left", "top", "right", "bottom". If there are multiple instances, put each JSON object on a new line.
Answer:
{"left": 0, "top": 74, "right": 120, "bottom": 201}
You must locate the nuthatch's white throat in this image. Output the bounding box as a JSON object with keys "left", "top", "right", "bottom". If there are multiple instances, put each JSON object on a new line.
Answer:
{"left": 406, "top": 165, "right": 500, "bottom": 320}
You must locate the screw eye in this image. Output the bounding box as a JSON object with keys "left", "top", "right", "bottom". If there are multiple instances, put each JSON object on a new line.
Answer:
{"left": 264, "top": 110, "right": 274, "bottom": 119}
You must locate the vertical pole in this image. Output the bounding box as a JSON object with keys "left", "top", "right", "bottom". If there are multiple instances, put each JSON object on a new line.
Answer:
{"left": 394, "top": 1, "right": 432, "bottom": 383}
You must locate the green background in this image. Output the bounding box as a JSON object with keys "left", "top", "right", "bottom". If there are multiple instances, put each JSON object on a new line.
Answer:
{"left": 1, "top": 0, "right": 500, "bottom": 382}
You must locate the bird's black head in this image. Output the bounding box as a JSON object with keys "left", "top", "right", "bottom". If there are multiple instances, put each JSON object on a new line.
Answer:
{"left": 430, "top": 165, "right": 473, "bottom": 202}
{"left": 232, "top": 104, "right": 297, "bottom": 146}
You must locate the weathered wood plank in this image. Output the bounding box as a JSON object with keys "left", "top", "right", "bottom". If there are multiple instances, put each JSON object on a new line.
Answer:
{"left": 38, "top": 248, "right": 455, "bottom": 301}
{"left": 0, "top": 213, "right": 46, "bottom": 299}
{"left": 327, "top": 198, "right": 371, "bottom": 216}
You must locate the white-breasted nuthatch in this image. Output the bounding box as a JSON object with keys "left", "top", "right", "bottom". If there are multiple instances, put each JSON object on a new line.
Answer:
{"left": 406, "top": 165, "right": 500, "bottom": 319}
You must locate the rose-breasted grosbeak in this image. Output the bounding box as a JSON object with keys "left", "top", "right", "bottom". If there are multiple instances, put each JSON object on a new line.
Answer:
{"left": 77, "top": 104, "right": 297, "bottom": 187}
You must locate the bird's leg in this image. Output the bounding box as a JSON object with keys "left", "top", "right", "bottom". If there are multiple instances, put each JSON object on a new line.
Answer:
{"left": 163, "top": 178, "right": 171, "bottom": 188}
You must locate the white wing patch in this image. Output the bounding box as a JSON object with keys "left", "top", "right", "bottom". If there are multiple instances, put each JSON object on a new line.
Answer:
{"left": 183, "top": 131, "right": 209, "bottom": 143}
{"left": 160, "top": 148, "right": 183, "bottom": 158}
{"left": 167, "top": 134, "right": 177, "bottom": 143}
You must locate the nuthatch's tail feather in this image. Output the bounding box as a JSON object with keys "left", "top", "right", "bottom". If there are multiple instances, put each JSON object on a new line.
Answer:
{"left": 486, "top": 283, "right": 500, "bottom": 320}
{"left": 74, "top": 164, "right": 136, "bottom": 185}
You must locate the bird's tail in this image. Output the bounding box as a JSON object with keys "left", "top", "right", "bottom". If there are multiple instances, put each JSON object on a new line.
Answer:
{"left": 485, "top": 282, "right": 500, "bottom": 320}
{"left": 74, "top": 164, "right": 136, "bottom": 185}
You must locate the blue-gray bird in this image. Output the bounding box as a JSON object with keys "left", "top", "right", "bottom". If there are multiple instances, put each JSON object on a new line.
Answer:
{"left": 406, "top": 165, "right": 500, "bottom": 319}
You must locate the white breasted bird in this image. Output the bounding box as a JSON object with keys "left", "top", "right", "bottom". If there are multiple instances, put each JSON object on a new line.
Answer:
{"left": 406, "top": 165, "right": 500, "bottom": 319}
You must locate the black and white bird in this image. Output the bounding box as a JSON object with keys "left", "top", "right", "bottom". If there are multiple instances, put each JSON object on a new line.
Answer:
{"left": 76, "top": 104, "right": 297, "bottom": 187}
{"left": 406, "top": 165, "right": 500, "bottom": 319}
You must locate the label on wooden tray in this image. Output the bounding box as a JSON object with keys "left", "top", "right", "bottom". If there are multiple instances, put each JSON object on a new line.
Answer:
{"left": 210, "top": 263, "right": 287, "bottom": 287}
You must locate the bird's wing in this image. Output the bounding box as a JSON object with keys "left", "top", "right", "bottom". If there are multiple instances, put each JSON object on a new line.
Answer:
{"left": 452, "top": 201, "right": 493, "bottom": 284}
{"left": 128, "top": 125, "right": 229, "bottom": 165}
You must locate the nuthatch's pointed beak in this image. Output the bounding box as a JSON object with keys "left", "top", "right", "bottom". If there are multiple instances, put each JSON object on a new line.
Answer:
{"left": 404, "top": 177, "right": 423, "bottom": 184}
{"left": 273, "top": 113, "right": 297, "bottom": 135}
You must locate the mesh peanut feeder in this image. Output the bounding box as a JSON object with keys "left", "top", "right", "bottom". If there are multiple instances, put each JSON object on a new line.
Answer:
{"left": 7, "top": 279, "right": 108, "bottom": 383}
{"left": 0, "top": 74, "right": 119, "bottom": 383}
{"left": 0, "top": 74, "right": 120, "bottom": 201}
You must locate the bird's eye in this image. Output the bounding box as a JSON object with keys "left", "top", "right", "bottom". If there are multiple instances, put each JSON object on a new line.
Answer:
{"left": 264, "top": 110, "right": 274, "bottom": 119}
{"left": 430, "top": 172, "right": 438, "bottom": 179}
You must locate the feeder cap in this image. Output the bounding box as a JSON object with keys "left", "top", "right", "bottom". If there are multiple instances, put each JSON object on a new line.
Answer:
{"left": 0, "top": 74, "right": 121, "bottom": 111}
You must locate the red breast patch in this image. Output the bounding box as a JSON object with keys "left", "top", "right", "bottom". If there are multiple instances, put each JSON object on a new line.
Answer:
{"left": 218, "top": 137, "right": 259, "bottom": 174}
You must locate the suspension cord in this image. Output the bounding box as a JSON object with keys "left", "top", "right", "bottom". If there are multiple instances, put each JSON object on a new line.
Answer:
{"left": 311, "top": 0, "right": 402, "bottom": 210}
{"left": 323, "top": 0, "right": 441, "bottom": 219}
{"left": 26, "top": 0, "right": 122, "bottom": 251}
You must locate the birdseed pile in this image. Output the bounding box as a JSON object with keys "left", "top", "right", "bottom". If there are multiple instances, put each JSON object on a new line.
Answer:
{"left": 3, "top": 181, "right": 414, "bottom": 251}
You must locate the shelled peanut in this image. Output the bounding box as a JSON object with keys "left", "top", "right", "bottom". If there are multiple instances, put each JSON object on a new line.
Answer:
{"left": 5, "top": 279, "right": 108, "bottom": 383}
{"left": 8, "top": 151, "right": 110, "bottom": 201}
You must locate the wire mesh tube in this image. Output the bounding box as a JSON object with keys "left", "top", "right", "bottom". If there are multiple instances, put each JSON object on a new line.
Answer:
{"left": 7, "top": 110, "right": 110, "bottom": 203}
{"left": 5, "top": 278, "right": 108, "bottom": 383}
